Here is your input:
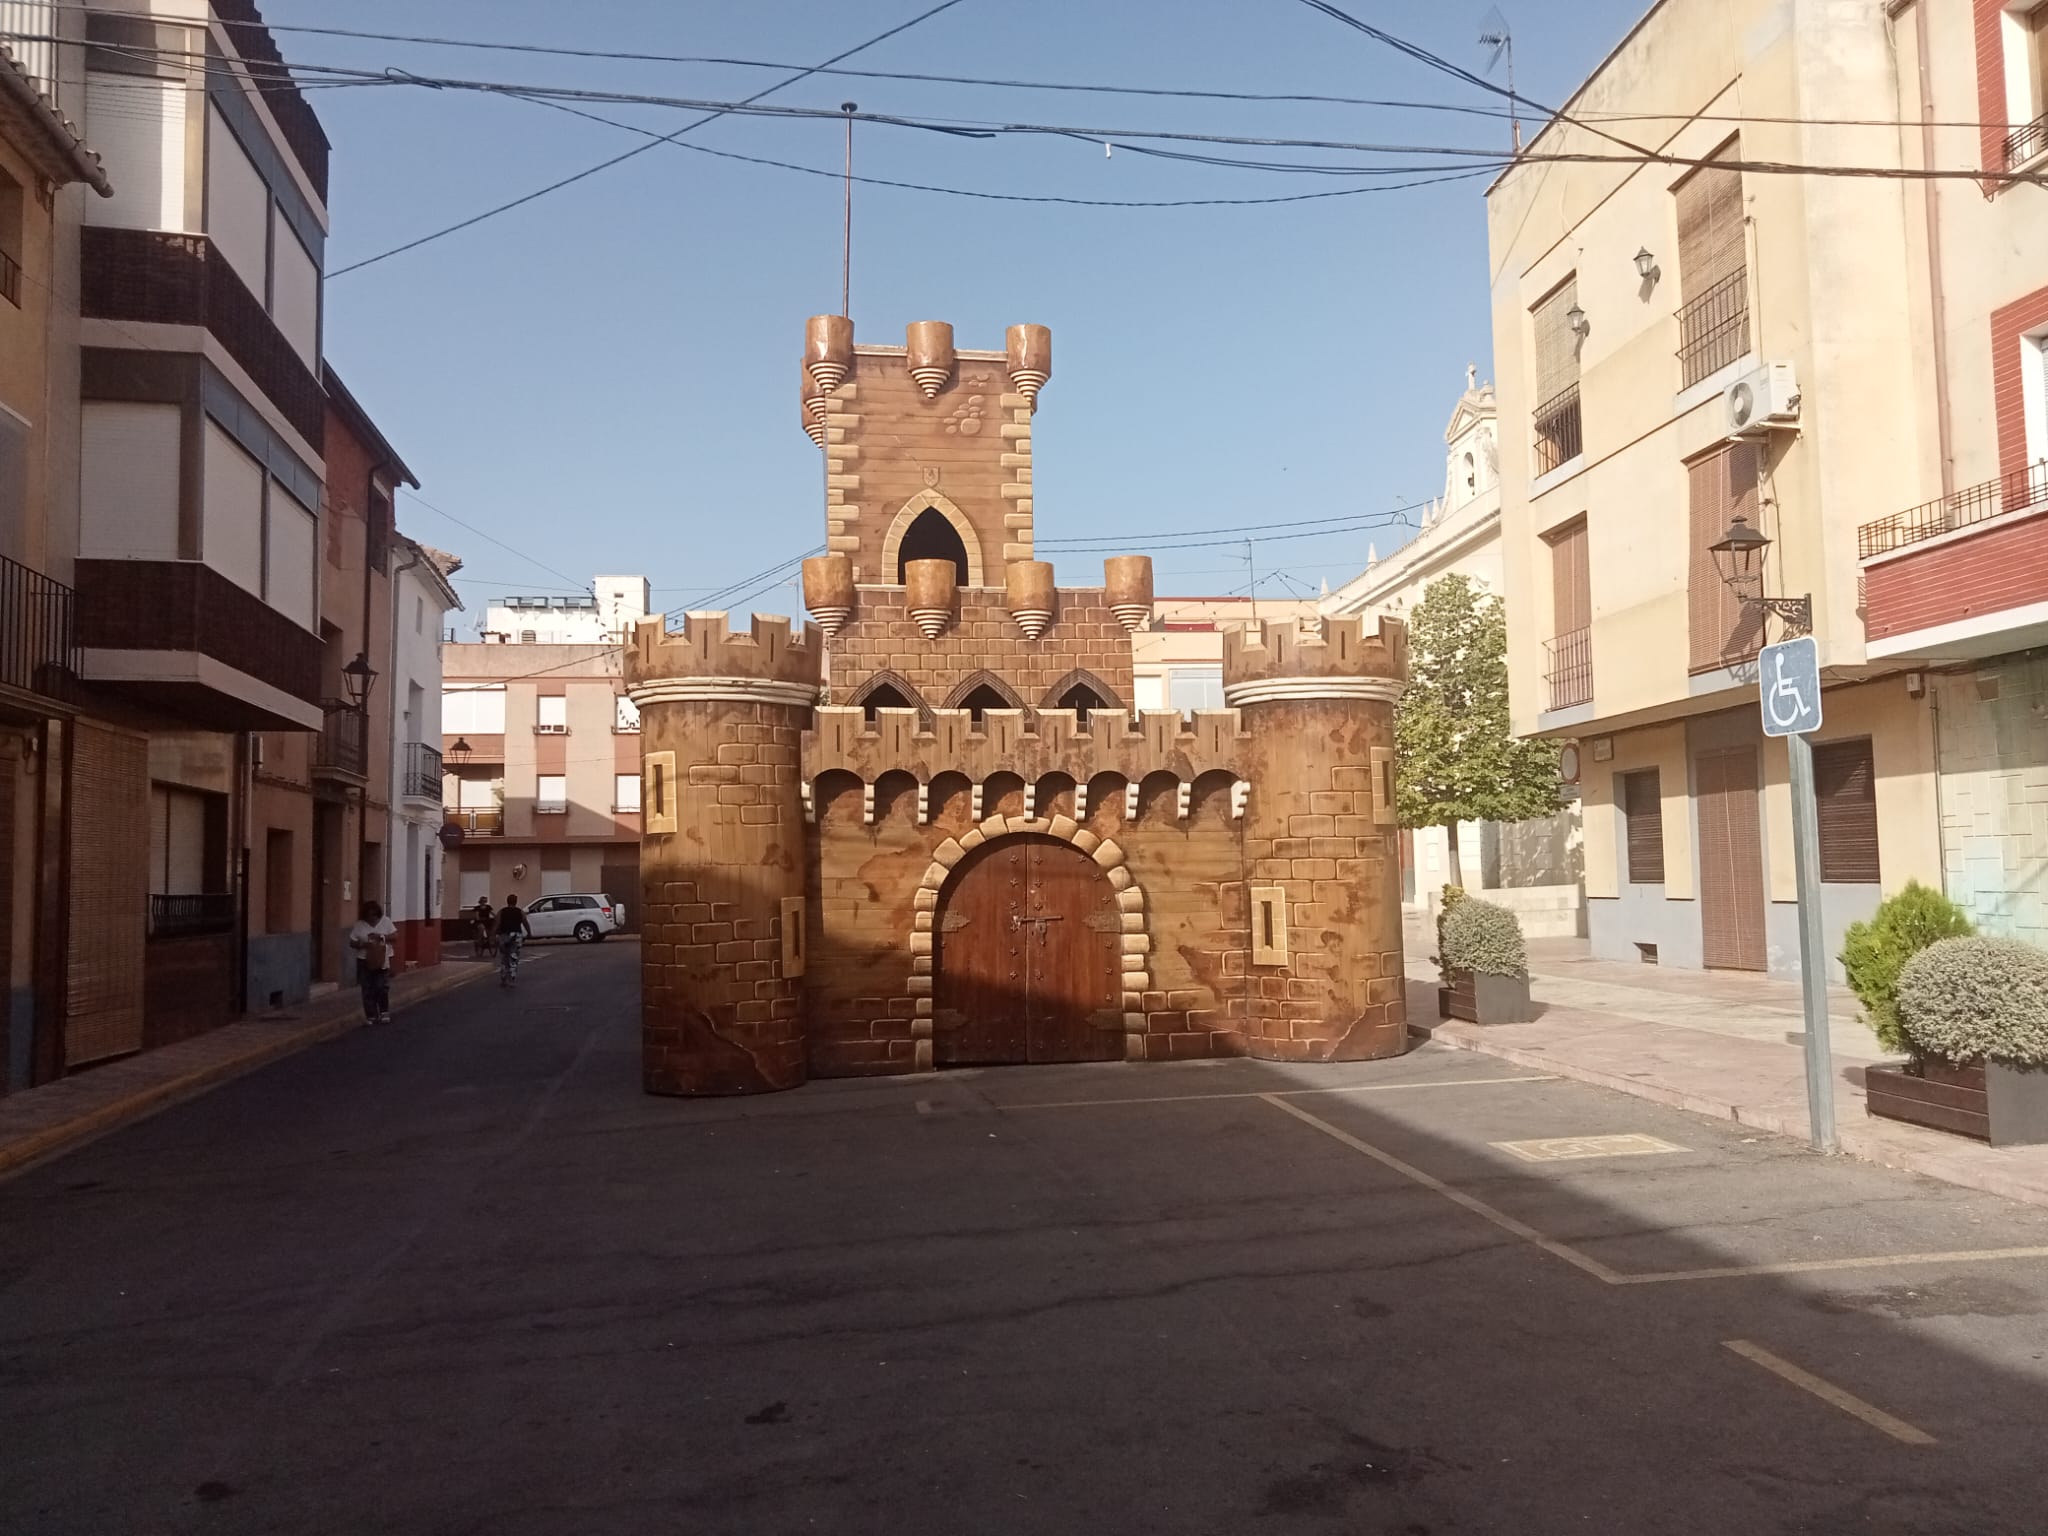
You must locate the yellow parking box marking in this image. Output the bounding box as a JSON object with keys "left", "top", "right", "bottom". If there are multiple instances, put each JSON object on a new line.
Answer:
{"left": 1723, "top": 1340, "right": 1936, "bottom": 1445}
{"left": 1260, "top": 1094, "right": 1627, "bottom": 1285}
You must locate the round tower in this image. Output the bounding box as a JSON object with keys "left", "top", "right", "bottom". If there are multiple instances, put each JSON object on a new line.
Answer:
{"left": 624, "top": 611, "right": 822, "bottom": 1095}
{"left": 1223, "top": 615, "right": 1410, "bottom": 1062}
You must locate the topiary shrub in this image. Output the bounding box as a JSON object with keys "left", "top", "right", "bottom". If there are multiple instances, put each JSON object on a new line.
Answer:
{"left": 1839, "top": 882, "right": 1975, "bottom": 1056}
{"left": 1895, "top": 936, "right": 2048, "bottom": 1069}
{"left": 1440, "top": 896, "right": 1527, "bottom": 980}
{"left": 1434, "top": 884, "right": 1468, "bottom": 980}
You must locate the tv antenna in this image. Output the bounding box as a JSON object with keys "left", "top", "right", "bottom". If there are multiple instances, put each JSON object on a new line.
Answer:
{"left": 1477, "top": 10, "right": 1520, "bottom": 154}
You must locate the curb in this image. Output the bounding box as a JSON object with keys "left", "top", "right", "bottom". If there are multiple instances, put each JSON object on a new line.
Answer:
{"left": 1414, "top": 1019, "right": 2048, "bottom": 1211}
{"left": 0, "top": 963, "right": 491, "bottom": 1182}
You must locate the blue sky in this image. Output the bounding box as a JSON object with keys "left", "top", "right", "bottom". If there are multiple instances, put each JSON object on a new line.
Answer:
{"left": 277, "top": 0, "right": 1650, "bottom": 624}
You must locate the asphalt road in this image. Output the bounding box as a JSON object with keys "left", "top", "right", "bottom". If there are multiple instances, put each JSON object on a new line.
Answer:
{"left": 6, "top": 939, "right": 2048, "bottom": 1535}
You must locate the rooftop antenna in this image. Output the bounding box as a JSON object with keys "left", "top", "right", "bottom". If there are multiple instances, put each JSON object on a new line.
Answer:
{"left": 1477, "top": 10, "right": 1520, "bottom": 155}
{"left": 840, "top": 102, "right": 857, "bottom": 317}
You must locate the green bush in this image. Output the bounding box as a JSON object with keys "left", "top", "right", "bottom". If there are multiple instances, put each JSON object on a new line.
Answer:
{"left": 1839, "top": 882, "right": 1975, "bottom": 1056}
{"left": 1441, "top": 896, "right": 1527, "bottom": 980}
{"left": 1895, "top": 936, "right": 2048, "bottom": 1068}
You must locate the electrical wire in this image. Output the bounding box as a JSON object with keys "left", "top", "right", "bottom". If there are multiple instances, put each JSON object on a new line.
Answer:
{"left": 327, "top": 0, "right": 973, "bottom": 277}
{"left": 398, "top": 489, "right": 592, "bottom": 594}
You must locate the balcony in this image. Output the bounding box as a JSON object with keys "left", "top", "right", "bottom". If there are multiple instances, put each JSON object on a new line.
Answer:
{"left": 2007, "top": 113, "right": 2048, "bottom": 171}
{"left": 1532, "top": 384, "right": 1582, "bottom": 478}
{"left": 1676, "top": 268, "right": 1749, "bottom": 389}
{"left": 312, "top": 702, "right": 367, "bottom": 782}
{"left": 535, "top": 799, "right": 568, "bottom": 816}
{"left": 447, "top": 808, "right": 503, "bottom": 836}
{"left": 0, "top": 554, "right": 79, "bottom": 713}
{"left": 402, "top": 740, "right": 444, "bottom": 802}
{"left": 148, "top": 892, "right": 236, "bottom": 939}
{"left": 1859, "top": 463, "right": 2048, "bottom": 660}
{"left": 79, "top": 227, "right": 324, "bottom": 446}
{"left": 1544, "top": 627, "right": 1593, "bottom": 712}
{"left": 75, "top": 559, "right": 323, "bottom": 730}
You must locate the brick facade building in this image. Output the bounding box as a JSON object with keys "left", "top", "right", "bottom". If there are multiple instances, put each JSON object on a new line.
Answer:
{"left": 625, "top": 318, "right": 1410, "bottom": 1095}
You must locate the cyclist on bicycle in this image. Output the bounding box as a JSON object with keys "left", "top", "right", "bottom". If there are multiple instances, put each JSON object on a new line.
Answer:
{"left": 495, "top": 894, "right": 530, "bottom": 984}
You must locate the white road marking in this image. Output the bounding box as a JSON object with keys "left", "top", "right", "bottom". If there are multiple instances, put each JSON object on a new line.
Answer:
{"left": 1260, "top": 1094, "right": 1628, "bottom": 1285}
{"left": 1620, "top": 1246, "right": 2048, "bottom": 1286}
{"left": 998, "top": 1074, "right": 1559, "bottom": 1112}
{"left": 1492, "top": 1133, "right": 1687, "bottom": 1163}
{"left": 1723, "top": 1340, "right": 1937, "bottom": 1445}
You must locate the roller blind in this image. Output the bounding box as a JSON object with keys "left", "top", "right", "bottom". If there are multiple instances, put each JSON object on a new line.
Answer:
{"left": 1676, "top": 142, "right": 1745, "bottom": 301}
{"left": 1814, "top": 738, "right": 1880, "bottom": 884}
{"left": 1532, "top": 275, "right": 1580, "bottom": 407}
{"left": 1548, "top": 519, "right": 1590, "bottom": 635}
{"left": 1622, "top": 770, "right": 1665, "bottom": 885}
{"left": 205, "top": 105, "right": 269, "bottom": 297}
{"left": 1687, "top": 442, "right": 1765, "bottom": 672}
{"left": 202, "top": 420, "right": 264, "bottom": 597}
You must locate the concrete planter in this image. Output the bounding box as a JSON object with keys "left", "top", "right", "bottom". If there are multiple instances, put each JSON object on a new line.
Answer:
{"left": 1438, "top": 968, "right": 1535, "bottom": 1026}
{"left": 1986, "top": 1062, "right": 2048, "bottom": 1147}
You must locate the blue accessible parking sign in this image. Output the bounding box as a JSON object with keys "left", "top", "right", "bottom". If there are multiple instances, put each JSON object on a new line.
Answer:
{"left": 1758, "top": 635, "right": 1823, "bottom": 738}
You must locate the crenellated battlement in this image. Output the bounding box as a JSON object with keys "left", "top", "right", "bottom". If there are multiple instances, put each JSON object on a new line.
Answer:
{"left": 803, "top": 704, "right": 1248, "bottom": 789}
{"left": 624, "top": 610, "right": 822, "bottom": 705}
{"left": 1223, "top": 614, "right": 1408, "bottom": 691}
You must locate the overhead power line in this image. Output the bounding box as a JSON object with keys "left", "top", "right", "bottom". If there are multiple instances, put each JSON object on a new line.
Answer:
{"left": 327, "top": 0, "right": 972, "bottom": 276}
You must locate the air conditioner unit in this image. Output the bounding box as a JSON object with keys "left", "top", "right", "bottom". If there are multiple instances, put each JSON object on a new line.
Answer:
{"left": 1726, "top": 362, "right": 1801, "bottom": 438}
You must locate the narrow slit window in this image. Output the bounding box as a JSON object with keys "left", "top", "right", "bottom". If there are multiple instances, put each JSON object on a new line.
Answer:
{"left": 644, "top": 752, "right": 676, "bottom": 834}
{"left": 1251, "top": 885, "right": 1289, "bottom": 966}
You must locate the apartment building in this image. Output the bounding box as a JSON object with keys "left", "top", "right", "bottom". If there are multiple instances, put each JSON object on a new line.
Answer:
{"left": 440, "top": 578, "right": 648, "bottom": 925}
{"left": 0, "top": 35, "right": 109, "bottom": 1092}
{"left": 386, "top": 535, "right": 461, "bottom": 966}
{"left": 1130, "top": 595, "right": 1319, "bottom": 713}
{"left": 1324, "top": 371, "right": 1580, "bottom": 931}
{"left": 1488, "top": 0, "right": 1941, "bottom": 977}
{"left": 1872, "top": 1, "right": 2048, "bottom": 948}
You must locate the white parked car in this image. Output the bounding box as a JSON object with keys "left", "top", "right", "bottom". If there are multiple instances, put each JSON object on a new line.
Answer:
{"left": 523, "top": 894, "right": 624, "bottom": 943}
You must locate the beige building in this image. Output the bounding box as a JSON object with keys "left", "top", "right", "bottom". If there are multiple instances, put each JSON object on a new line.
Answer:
{"left": 1131, "top": 594, "right": 1319, "bottom": 716}
{"left": 1488, "top": 0, "right": 1942, "bottom": 977}
{"left": 1324, "top": 371, "right": 1580, "bottom": 931}
{"left": 440, "top": 579, "right": 648, "bottom": 924}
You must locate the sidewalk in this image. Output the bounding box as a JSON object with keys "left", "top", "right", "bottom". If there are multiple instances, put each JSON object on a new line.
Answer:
{"left": 1406, "top": 931, "right": 2048, "bottom": 1209}
{"left": 0, "top": 956, "right": 492, "bottom": 1180}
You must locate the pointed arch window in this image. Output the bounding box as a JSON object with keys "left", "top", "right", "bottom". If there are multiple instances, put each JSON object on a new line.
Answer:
{"left": 897, "top": 507, "right": 969, "bottom": 585}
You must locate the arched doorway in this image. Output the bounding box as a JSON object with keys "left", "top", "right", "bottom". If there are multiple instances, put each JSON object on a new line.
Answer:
{"left": 934, "top": 836, "right": 1123, "bottom": 1065}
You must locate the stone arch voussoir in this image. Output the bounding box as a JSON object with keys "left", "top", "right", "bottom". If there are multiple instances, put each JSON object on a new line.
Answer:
{"left": 881, "top": 490, "right": 986, "bottom": 588}
{"left": 909, "top": 820, "right": 1151, "bottom": 1070}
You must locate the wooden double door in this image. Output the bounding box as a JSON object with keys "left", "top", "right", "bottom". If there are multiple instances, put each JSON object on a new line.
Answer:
{"left": 1696, "top": 745, "right": 1767, "bottom": 972}
{"left": 934, "top": 837, "right": 1123, "bottom": 1066}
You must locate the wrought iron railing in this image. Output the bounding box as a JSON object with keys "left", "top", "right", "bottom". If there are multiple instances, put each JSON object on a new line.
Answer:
{"left": 1532, "top": 383, "right": 1583, "bottom": 477}
{"left": 149, "top": 892, "right": 235, "bottom": 938}
{"left": 313, "top": 701, "right": 366, "bottom": 777}
{"left": 1676, "top": 267, "right": 1749, "bottom": 388}
{"left": 0, "top": 247, "right": 19, "bottom": 307}
{"left": 1858, "top": 460, "right": 2048, "bottom": 560}
{"left": 0, "top": 553, "right": 79, "bottom": 703}
{"left": 1544, "top": 627, "right": 1593, "bottom": 712}
{"left": 402, "top": 740, "right": 443, "bottom": 801}
{"left": 2007, "top": 112, "right": 2048, "bottom": 170}
{"left": 447, "top": 808, "right": 502, "bottom": 835}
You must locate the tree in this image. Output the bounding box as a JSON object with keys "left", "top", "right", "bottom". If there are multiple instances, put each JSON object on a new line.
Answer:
{"left": 1394, "top": 574, "right": 1561, "bottom": 887}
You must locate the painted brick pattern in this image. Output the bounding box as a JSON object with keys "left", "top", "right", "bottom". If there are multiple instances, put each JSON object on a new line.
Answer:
{"left": 828, "top": 589, "right": 1136, "bottom": 713}
{"left": 1991, "top": 283, "right": 2048, "bottom": 486}
{"left": 1863, "top": 507, "right": 2048, "bottom": 639}
{"left": 1977, "top": 0, "right": 2009, "bottom": 183}
{"left": 1934, "top": 659, "right": 2048, "bottom": 947}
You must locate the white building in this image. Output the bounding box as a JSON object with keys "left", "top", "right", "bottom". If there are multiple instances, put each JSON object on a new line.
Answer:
{"left": 1324, "top": 370, "right": 1582, "bottom": 934}
{"left": 386, "top": 537, "right": 463, "bottom": 958}
{"left": 483, "top": 576, "right": 650, "bottom": 645}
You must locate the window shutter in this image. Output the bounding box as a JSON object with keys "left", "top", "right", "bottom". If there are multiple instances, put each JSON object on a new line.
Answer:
{"left": 1687, "top": 443, "right": 1765, "bottom": 672}
{"left": 1622, "top": 770, "right": 1665, "bottom": 885}
{"left": 1676, "top": 143, "right": 1745, "bottom": 302}
{"left": 1548, "top": 520, "right": 1590, "bottom": 635}
{"left": 1813, "top": 739, "right": 1880, "bottom": 883}
{"left": 1532, "top": 275, "right": 1580, "bottom": 407}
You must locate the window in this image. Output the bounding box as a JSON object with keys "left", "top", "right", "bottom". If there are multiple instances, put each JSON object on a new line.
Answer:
{"left": 615, "top": 773, "right": 642, "bottom": 813}
{"left": 1531, "top": 276, "right": 1583, "bottom": 474}
{"left": 540, "top": 868, "right": 573, "bottom": 896}
{"left": 2001, "top": 6, "right": 2048, "bottom": 167}
{"left": 862, "top": 683, "right": 913, "bottom": 724}
{"left": 1370, "top": 746, "right": 1397, "bottom": 826}
{"left": 781, "top": 896, "right": 807, "bottom": 977}
{"left": 202, "top": 420, "right": 265, "bottom": 598}
{"left": 536, "top": 774, "right": 567, "bottom": 813}
{"left": 1057, "top": 682, "right": 1108, "bottom": 724}
{"left": 615, "top": 694, "right": 641, "bottom": 733}
{"left": 81, "top": 402, "right": 180, "bottom": 560}
{"left": 265, "top": 480, "right": 317, "bottom": 629}
{"left": 537, "top": 695, "right": 568, "bottom": 733}
{"left": 86, "top": 74, "right": 187, "bottom": 232}
{"left": 1814, "top": 739, "right": 1880, "bottom": 883}
{"left": 1544, "top": 520, "right": 1592, "bottom": 710}
{"left": 444, "top": 686, "right": 506, "bottom": 735}
{"left": 415, "top": 595, "right": 424, "bottom": 634}
{"left": 1251, "top": 885, "right": 1289, "bottom": 966}
{"left": 1167, "top": 668, "right": 1225, "bottom": 714}
{"left": 270, "top": 206, "right": 320, "bottom": 368}
{"left": 1620, "top": 770, "right": 1665, "bottom": 885}
{"left": 149, "top": 784, "right": 222, "bottom": 894}
{"left": 205, "top": 106, "right": 269, "bottom": 297}
{"left": 0, "top": 410, "right": 25, "bottom": 563}
{"left": 959, "top": 684, "right": 1011, "bottom": 728}
{"left": 520, "top": 630, "right": 538, "bottom": 645}
{"left": 456, "top": 777, "right": 501, "bottom": 810}
{"left": 0, "top": 164, "right": 22, "bottom": 307}
{"left": 1687, "top": 442, "right": 1765, "bottom": 672}
{"left": 897, "top": 505, "right": 969, "bottom": 584}
{"left": 1674, "top": 141, "right": 1748, "bottom": 386}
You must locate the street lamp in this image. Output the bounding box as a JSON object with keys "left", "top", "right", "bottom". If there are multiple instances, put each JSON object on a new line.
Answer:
{"left": 1566, "top": 301, "right": 1589, "bottom": 338}
{"left": 1708, "top": 513, "right": 1812, "bottom": 635}
{"left": 341, "top": 650, "right": 379, "bottom": 714}
{"left": 1633, "top": 246, "right": 1656, "bottom": 279}
{"left": 449, "top": 737, "right": 473, "bottom": 765}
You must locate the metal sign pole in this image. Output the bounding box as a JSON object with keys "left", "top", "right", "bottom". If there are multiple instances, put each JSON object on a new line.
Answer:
{"left": 1785, "top": 729, "right": 1836, "bottom": 1152}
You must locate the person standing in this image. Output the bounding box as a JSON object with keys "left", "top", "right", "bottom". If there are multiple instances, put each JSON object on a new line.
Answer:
{"left": 495, "top": 893, "right": 530, "bottom": 986}
{"left": 348, "top": 899, "right": 399, "bottom": 1025}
